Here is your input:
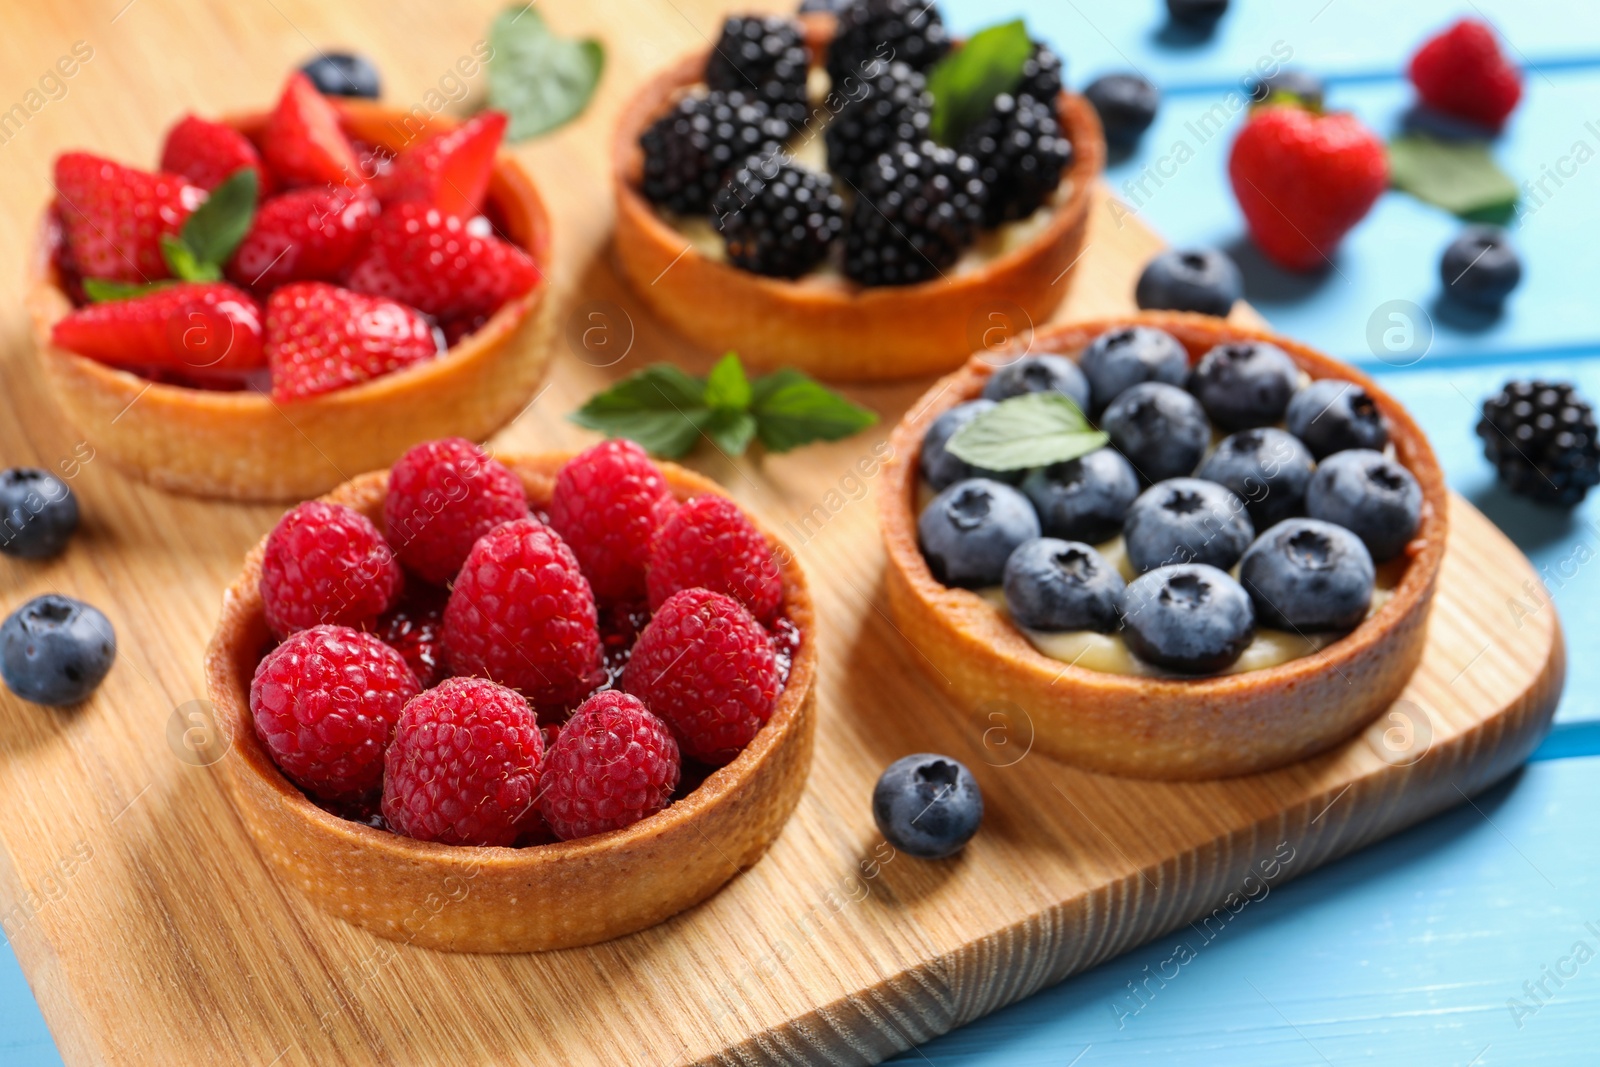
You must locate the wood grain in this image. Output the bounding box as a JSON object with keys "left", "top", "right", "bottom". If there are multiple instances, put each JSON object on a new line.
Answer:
{"left": 0, "top": 2, "right": 1563, "bottom": 1065}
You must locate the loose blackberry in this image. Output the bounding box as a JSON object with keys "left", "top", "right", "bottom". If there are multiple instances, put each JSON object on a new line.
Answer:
{"left": 826, "top": 0, "right": 950, "bottom": 85}
{"left": 1477, "top": 380, "right": 1600, "bottom": 506}
{"left": 959, "top": 93, "right": 1073, "bottom": 226}
{"left": 713, "top": 156, "right": 843, "bottom": 278}
{"left": 705, "top": 16, "right": 811, "bottom": 132}
{"left": 824, "top": 60, "right": 931, "bottom": 189}
{"left": 638, "top": 91, "right": 790, "bottom": 215}
{"left": 843, "top": 141, "right": 988, "bottom": 287}
{"left": 1017, "top": 44, "right": 1064, "bottom": 104}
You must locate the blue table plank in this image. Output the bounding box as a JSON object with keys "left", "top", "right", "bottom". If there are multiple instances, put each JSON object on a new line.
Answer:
{"left": 0, "top": 940, "right": 61, "bottom": 1067}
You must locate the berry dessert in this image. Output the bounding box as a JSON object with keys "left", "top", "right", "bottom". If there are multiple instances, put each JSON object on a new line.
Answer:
{"left": 204, "top": 442, "right": 816, "bottom": 952}
{"left": 614, "top": 2, "right": 1104, "bottom": 381}
{"left": 29, "top": 72, "right": 551, "bottom": 501}
{"left": 882, "top": 313, "right": 1447, "bottom": 779}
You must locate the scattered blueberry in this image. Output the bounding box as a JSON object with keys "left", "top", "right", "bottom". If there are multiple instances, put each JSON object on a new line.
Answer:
{"left": 1239, "top": 519, "right": 1374, "bottom": 632}
{"left": 1083, "top": 73, "right": 1159, "bottom": 150}
{"left": 1188, "top": 341, "right": 1300, "bottom": 431}
{"left": 1195, "top": 428, "right": 1314, "bottom": 530}
{"left": 1246, "top": 69, "right": 1325, "bottom": 108}
{"left": 799, "top": 0, "right": 854, "bottom": 10}
{"left": 1, "top": 595, "right": 116, "bottom": 706}
{"left": 1123, "top": 477, "right": 1254, "bottom": 573}
{"left": 0, "top": 468, "right": 79, "bottom": 560}
{"left": 873, "top": 753, "right": 983, "bottom": 859}
{"left": 1101, "top": 382, "right": 1210, "bottom": 483}
{"left": 1078, "top": 326, "right": 1190, "bottom": 413}
{"left": 1305, "top": 449, "right": 1423, "bottom": 563}
{"left": 1135, "top": 248, "right": 1242, "bottom": 318}
{"left": 1440, "top": 226, "right": 1521, "bottom": 311}
{"left": 1400, "top": 103, "right": 1499, "bottom": 143}
{"left": 918, "top": 479, "right": 1040, "bottom": 587}
{"left": 1285, "top": 379, "right": 1390, "bottom": 460}
{"left": 920, "top": 400, "right": 1015, "bottom": 490}
{"left": 1119, "top": 564, "right": 1255, "bottom": 674}
{"left": 299, "top": 52, "right": 382, "bottom": 99}
{"left": 1021, "top": 447, "right": 1140, "bottom": 543}
{"left": 981, "top": 354, "right": 1092, "bottom": 414}
{"left": 1003, "top": 538, "right": 1125, "bottom": 632}
{"left": 1166, "top": 0, "right": 1229, "bottom": 29}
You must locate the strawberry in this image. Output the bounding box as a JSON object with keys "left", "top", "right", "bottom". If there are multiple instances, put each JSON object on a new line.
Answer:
{"left": 1409, "top": 19, "right": 1522, "bottom": 130}
{"left": 261, "top": 72, "right": 366, "bottom": 190}
{"left": 1227, "top": 104, "right": 1388, "bottom": 273}
{"left": 379, "top": 111, "right": 506, "bottom": 217}
{"left": 343, "top": 203, "right": 539, "bottom": 321}
{"left": 265, "top": 282, "right": 439, "bottom": 402}
{"left": 50, "top": 282, "right": 265, "bottom": 376}
{"left": 53, "top": 153, "right": 204, "bottom": 283}
{"left": 160, "top": 115, "right": 270, "bottom": 195}
{"left": 228, "top": 187, "right": 377, "bottom": 292}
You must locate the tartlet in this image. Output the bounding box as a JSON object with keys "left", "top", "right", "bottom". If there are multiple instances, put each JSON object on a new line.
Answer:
{"left": 881, "top": 313, "right": 1448, "bottom": 780}
{"left": 204, "top": 454, "right": 817, "bottom": 953}
{"left": 27, "top": 102, "right": 555, "bottom": 503}
{"left": 612, "top": 15, "right": 1105, "bottom": 382}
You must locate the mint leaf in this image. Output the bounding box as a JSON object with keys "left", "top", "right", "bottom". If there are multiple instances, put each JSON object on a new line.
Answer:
{"left": 704, "top": 352, "right": 751, "bottom": 411}
{"left": 569, "top": 364, "right": 709, "bottom": 458}
{"left": 703, "top": 408, "right": 758, "bottom": 456}
{"left": 160, "top": 233, "right": 220, "bottom": 282}
{"left": 487, "top": 7, "right": 604, "bottom": 141}
{"left": 1388, "top": 135, "right": 1518, "bottom": 222}
{"left": 946, "top": 392, "right": 1107, "bottom": 471}
{"left": 180, "top": 167, "right": 257, "bottom": 266}
{"left": 927, "top": 20, "right": 1033, "bottom": 147}
{"left": 82, "top": 278, "right": 173, "bottom": 303}
{"left": 749, "top": 368, "right": 878, "bottom": 452}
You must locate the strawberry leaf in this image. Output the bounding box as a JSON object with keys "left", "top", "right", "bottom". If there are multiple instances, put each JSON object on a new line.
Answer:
{"left": 487, "top": 7, "right": 605, "bottom": 141}
{"left": 927, "top": 19, "right": 1033, "bottom": 147}
{"left": 946, "top": 392, "right": 1107, "bottom": 470}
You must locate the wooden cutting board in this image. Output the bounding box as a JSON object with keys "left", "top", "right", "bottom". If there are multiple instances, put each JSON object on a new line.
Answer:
{"left": 0, "top": 2, "right": 1564, "bottom": 1065}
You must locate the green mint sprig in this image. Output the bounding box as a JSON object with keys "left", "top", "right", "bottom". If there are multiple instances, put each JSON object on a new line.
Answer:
{"left": 1388, "top": 134, "right": 1518, "bottom": 223}
{"left": 487, "top": 6, "right": 605, "bottom": 142}
{"left": 927, "top": 19, "right": 1034, "bottom": 147}
{"left": 945, "top": 391, "right": 1107, "bottom": 471}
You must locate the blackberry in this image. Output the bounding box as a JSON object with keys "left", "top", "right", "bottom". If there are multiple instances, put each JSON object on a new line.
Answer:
{"left": 1017, "top": 44, "right": 1065, "bottom": 104}
{"left": 705, "top": 16, "right": 811, "bottom": 132}
{"left": 1477, "top": 380, "right": 1600, "bottom": 506}
{"left": 959, "top": 93, "right": 1073, "bottom": 226}
{"left": 826, "top": 0, "right": 950, "bottom": 85}
{"left": 843, "top": 141, "right": 987, "bottom": 287}
{"left": 824, "top": 60, "right": 931, "bottom": 189}
{"left": 638, "top": 91, "right": 790, "bottom": 215}
{"left": 713, "top": 156, "right": 844, "bottom": 278}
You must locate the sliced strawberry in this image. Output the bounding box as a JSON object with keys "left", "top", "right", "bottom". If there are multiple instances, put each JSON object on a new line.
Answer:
{"left": 53, "top": 153, "right": 205, "bottom": 283}
{"left": 378, "top": 111, "right": 506, "bottom": 217}
{"left": 50, "top": 282, "right": 265, "bottom": 376}
{"left": 160, "top": 115, "right": 270, "bottom": 195}
{"left": 261, "top": 72, "right": 365, "bottom": 190}
{"left": 343, "top": 204, "right": 540, "bottom": 321}
{"left": 266, "top": 282, "right": 440, "bottom": 402}
{"left": 228, "top": 187, "right": 377, "bottom": 292}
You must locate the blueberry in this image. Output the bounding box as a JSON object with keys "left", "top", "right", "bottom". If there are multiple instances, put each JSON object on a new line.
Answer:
{"left": 920, "top": 400, "right": 1015, "bottom": 490}
{"left": 1083, "top": 73, "right": 1159, "bottom": 150}
{"left": 1285, "top": 379, "right": 1389, "bottom": 459}
{"left": 1135, "top": 248, "right": 1242, "bottom": 318}
{"left": 1, "top": 595, "right": 116, "bottom": 706}
{"left": 872, "top": 753, "right": 983, "bottom": 859}
{"left": 1305, "top": 450, "right": 1422, "bottom": 563}
{"left": 1166, "top": 0, "right": 1229, "bottom": 28}
{"left": 1246, "top": 69, "right": 1325, "bottom": 108}
{"left": 1195, "top": 428, "right": 1314, "bottom": 530}
{"left": 1078, "top": 326, "right": 1190, "bottom": 413}
{"left": 1239, "top": 519, "right": 1374, "bottom": 632}
{"left": 1003, "top": 538, "right": 1125, "bottom": 632}
{"left": 918, "top": 479, "right": 1040, "bottom": 587}
{"left": 1189, "top": 341, "right": 1300, "bottom": 431}
{"left": 1101, "top": 382, "right": 1210, "bottom": 483}
{"left": 1120, "top": 564, "right": 1254, "bottom": 674}
{"left": 1021, "top": 447, "right": 1140, "bottom": 543}
{"left": 1440, "top": 226, "right": 1521, "bottom": 311}
{"left": 0, "top": 468, "right": 79, "bottom": 560}
{"left": 299, "top": 52, "right": 382, "bottom": 99}
{"left": 981, "top": 354, "right": 1091, "bottom": 414}
{"left": 1123, "top": 477, "right": 1254, "bottom": 573}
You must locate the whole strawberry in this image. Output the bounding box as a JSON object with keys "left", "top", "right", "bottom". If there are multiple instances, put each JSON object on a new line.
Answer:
{"left": 229, "top": 188, "right": 378, "bottom": 292}
{"left": 379, "top": 110, "right": 507, "bottom": 217}
{"left": 384, "top": 437, "right": 529, "bottom": 584}
{"left": 260, "top": 500, "right": 403, "bottom": 637}
{"left": 1228, "top": 104, "right": 1387, "bottom": 273}
{"left": 54, "top": 152, "right": 203, "bottom": 282}
{"left": 160, "top": 115, "right": 270, "bottom": 195}
{"left": 265, "top": 282, "right": 440, "bottom": 402}
{"left": 250, "top": 624, "right": 419, "bottom": 800}
{"left": 1409, "top": 19, "right": 1521, "bottom": 130}
{"left": 381, "top": 677, "right": 544, "bottom": 846}
{"left": 50, "top": 282, "right": 265, "bottom": 377}
{"left": 548, "top": 440, "right": 676, "bottom": 603}
{"left": 538, "top": 690, "right": 680, "bottom": 841}
{"left": 647, "top": 495, "right": 783, "bottom": 625}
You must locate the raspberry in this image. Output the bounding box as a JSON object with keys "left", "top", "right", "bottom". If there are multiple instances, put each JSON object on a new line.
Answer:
{"left": 250, "top": 625, "right": 419, "bottom": 800}
{"left": 380, "top": 677, "right": 544, "bottom": 846}
{"left": 442, "top": 518, "right": 602, "bottom": 712}
{"left": 384, "top": 437, "right": 529, "bottom": 585}
{"left": 647, "top": 495, "right": 782, "bottom": 625}
{"left": 260, "top": 501, "right": 403, "bottom": 638}
{"left": 622, "top": 588, "right": 780, "bottom": 765}
{"left": 538, "top": 690, "right": 681, "bottom": 840}
{"left": 1409, "top": 19, "right": 1522, "bottom": 130}
{"left": 377, "top": 584, "right": 449, "bottom": 687}
{"left": 547, "top": 441, "right": 675, "bottom": 603}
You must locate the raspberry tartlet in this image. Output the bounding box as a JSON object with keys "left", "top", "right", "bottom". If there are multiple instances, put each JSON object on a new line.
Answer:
{"left": 881, "top": 313, "right": 1448, "bottom": 779}
{"left": 28, "top": 75, "right": 552, "bottom": 501}
{"left": 205, "top": 441, "right": 816, "bottom": 952}
{"left": 612, "top": 5, "right": 1103, "bottom": 382}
